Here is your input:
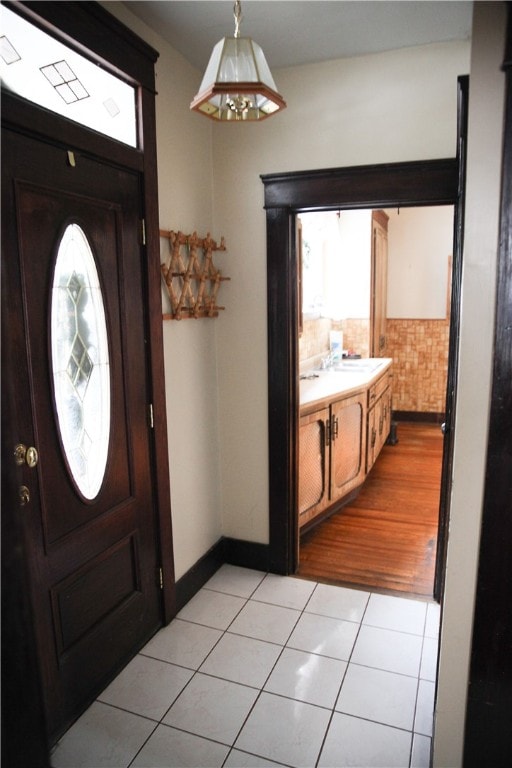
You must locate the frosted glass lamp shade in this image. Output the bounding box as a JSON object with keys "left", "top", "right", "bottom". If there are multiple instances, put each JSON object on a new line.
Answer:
{"left": 191, "top": 37, "right": 286, "bottom": 121}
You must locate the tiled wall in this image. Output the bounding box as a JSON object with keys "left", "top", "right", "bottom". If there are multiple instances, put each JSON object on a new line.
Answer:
{"left": 299, "top": 316, "right": 449, "bottom": 414}
{"left": 298, "top": 317, "right": 332, "bottom": 366}
{"left": 386, "top": 318, "right": 449, "bottom": 414}
{"left": 334, "top": 319, "right": 370, "bottom": 359}
{"left": 299, "top": 317, "right": 371, "bottom": 368}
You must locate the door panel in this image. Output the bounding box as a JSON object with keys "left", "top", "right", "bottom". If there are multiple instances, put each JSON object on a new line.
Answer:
{"left": 331, "top": 395, "right": 366, "bottom": 494}
{"left": 2, "top": 126, "right": 161, "bottom": 739}
{"left": 18, "top": 182, "right": 134, "bottom": 542}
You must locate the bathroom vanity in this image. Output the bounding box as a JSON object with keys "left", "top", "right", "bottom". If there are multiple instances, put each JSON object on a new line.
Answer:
{"left": 299, "top": 358, "right": 392, "bottom": 530}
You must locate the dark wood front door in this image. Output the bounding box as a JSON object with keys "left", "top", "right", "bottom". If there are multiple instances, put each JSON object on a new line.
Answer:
{"left": 2, "top": 123, "right": 162, "bottom": 740}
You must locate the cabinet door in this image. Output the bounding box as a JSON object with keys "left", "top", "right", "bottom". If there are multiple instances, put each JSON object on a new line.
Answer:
{"left": 298, "top": 407, "right": 329, "bottom": 527}
{"left": 330, "top": 393, "right": 366, "bottom": 500}
{"left": 367, "top": 386, "right": 391, "bottom": 471}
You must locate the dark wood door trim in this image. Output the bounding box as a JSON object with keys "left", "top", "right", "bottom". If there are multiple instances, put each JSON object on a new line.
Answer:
{"left": 263, "top": 158, "right": 458, "bottom": 210}
{"left": 434, "top": 75, "right": 469, "bottom": 599}
{"left": 463, "top": 8, "right": 512, "bottom": 765}
{"left": 262, "top": 156, "right": 461, "bottom": 578}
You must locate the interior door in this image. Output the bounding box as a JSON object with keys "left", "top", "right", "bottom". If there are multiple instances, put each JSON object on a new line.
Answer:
{"left": 2, "top": 124, "right": 162, "bottom": 740}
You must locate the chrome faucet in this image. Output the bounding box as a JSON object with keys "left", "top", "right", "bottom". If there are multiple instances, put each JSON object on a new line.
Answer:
{"left": 320, "top": 352, "right": 336, "bottom": 369}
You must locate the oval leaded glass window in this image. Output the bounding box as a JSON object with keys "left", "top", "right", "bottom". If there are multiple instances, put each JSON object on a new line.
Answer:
{"left": 51, "top": 223, "right": 111, "bottom": 500}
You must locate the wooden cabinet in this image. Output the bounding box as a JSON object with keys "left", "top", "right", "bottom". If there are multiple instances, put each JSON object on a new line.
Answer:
{"left": 366, "top": 367, "right": 392, "bottom": 472}
{"left": 299, "top": 391, "right": 366, "bottom": 529}
{"left": 299, "top": 361, "right": 393, "bottom": 530}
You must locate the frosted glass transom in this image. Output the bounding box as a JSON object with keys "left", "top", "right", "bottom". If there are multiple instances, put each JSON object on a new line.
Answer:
{"left": 51, "top": 223, "right": 110, "bottom": 499}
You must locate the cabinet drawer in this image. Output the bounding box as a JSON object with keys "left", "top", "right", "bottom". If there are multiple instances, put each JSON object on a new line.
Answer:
{"left": 368, "top": 369, "right": 391, "bottom": 407}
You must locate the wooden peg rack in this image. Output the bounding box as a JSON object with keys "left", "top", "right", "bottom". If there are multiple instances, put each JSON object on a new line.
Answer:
{"left": 160, "top": 229, "right": 230, "bottom": 320}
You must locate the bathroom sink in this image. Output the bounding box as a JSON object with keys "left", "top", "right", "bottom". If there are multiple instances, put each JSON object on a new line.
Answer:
{"left": 331, "top": 360, "right": 384, "bottom": 373}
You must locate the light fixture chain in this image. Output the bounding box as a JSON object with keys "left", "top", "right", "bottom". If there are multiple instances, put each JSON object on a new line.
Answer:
{"left": 233, "top": 0, "right": 242, "bottom": 38}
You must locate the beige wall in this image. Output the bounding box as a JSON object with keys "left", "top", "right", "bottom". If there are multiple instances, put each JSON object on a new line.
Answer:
{"left": 387, "top": 206, "right": 454, "bottom": 319}
{"left": 103, "top": 1, "right": 222, "bottom": 579}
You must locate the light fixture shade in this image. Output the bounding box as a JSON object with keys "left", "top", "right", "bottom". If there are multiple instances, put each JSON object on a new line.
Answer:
{"left": 191, "top": 36, "right": 286, "bottom": 121}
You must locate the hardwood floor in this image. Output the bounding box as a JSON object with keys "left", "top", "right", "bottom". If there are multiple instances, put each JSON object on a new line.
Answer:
{"left": 298, "top": 421, "right": 443, "bottom": 598}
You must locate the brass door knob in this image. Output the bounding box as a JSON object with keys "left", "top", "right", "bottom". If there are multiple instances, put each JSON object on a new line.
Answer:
{"left": 26, "top": 446, "right": 39, "bottom": 468}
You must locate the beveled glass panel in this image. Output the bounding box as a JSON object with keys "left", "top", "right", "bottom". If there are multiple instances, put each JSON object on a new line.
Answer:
{"left": 51, "top": 224, "right": 110, "bottom": 500}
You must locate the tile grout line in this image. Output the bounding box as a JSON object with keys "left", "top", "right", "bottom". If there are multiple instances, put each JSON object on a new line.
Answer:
{"left": 55, "top": 569, "right": 440, "bottom": 767}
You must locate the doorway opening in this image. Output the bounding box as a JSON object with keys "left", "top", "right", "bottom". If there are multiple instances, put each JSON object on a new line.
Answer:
{"left": 261, "top": 87, "right": 468, "bottom": 600}
{"left": 296, "top": 205, "right": 453, "bottom": 598}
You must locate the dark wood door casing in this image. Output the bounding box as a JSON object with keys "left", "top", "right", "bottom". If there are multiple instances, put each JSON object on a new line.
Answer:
{"left": 434, "top": 75, "right": 469, "bottom": 600}
{"left": 262, "top": 152, "right": 463, "bottom": 578}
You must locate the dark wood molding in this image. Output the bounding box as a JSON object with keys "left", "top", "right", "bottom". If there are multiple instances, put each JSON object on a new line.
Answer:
{"left": 262, "top": 156, "right": 460, "bottom": 577}
{"left": 434, "top": 74, "right": 469, "bottom": 600}
{"left": 175, "top": 540, "right": 225, "bottom": 612}
{"left": 1, "top": 91, "right": 144, "bottom": 171}
{"left": 224, "top": 538, "right": 271, "bottom": 572}
{"left": 463, "top": 9, "right": 512, "bottom": 765}
{"left": 262, "top": 158, "right": 458, "bottom": 211}
{"left": 175, "top": 537, "right": 271, "bottom": 611}
{"left": 265, "top": 209, "right": 299, "bottom": 573}
{"left": 139, "top": 85, "right": 177, "bottom": 623}
{"left": 393, "top": 411, "right": 445, "bottom": 424}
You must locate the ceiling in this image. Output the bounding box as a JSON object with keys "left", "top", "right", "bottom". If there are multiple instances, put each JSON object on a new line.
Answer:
{"left": 123, "top": 1, "right": 473, "bottom": 72}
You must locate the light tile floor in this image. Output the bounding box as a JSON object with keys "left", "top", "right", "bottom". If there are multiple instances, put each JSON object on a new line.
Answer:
{"left": 51, "top": 565, "right": 440, "bottom": 768}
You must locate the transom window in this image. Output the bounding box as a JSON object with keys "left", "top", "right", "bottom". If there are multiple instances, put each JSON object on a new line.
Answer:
{"left": 0, "top": 5, "right": 137, "bottom": 146}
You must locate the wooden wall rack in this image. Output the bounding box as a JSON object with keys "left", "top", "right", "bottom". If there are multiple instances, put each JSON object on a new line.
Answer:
{"left": 160, "top": 229, "right": 230, "bottom": 320}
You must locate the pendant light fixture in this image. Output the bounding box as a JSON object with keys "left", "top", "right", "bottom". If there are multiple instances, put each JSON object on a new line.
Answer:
{"left": 190, "top": 0, "right": 286, "bottom": 121}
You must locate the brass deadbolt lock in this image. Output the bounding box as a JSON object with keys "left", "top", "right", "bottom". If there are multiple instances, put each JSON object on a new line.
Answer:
{"left": 14, "top": 444, "right": 39, "bottom": 468}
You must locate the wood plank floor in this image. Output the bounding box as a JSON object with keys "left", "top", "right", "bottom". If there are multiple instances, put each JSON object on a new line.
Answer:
{"left": 298, "top": 422, "right": 443, "bottom": 598}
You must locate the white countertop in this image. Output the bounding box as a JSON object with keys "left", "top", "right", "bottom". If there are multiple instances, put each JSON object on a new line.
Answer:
{"left": 299, "top": 358, "right": 392, "bottom": 412}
